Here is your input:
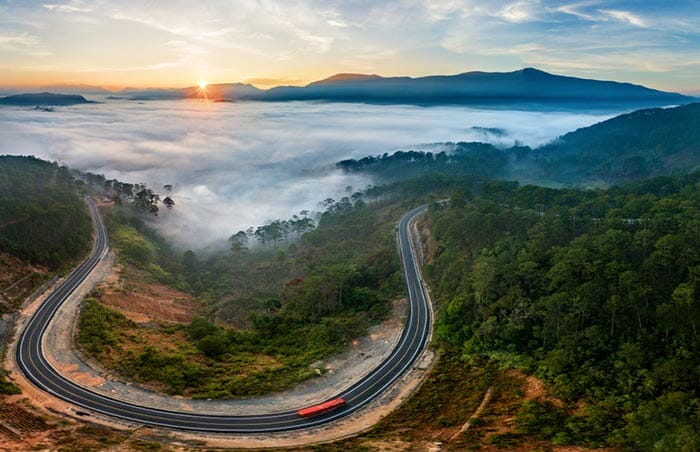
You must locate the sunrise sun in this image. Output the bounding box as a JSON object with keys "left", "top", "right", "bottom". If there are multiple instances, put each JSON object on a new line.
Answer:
{"left": 198, "top": 80, "right": 208, "bottom": 90}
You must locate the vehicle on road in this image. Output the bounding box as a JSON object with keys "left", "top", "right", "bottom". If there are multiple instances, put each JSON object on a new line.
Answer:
{"left": 298, "top": 398, "right": 346, "bottom": 417}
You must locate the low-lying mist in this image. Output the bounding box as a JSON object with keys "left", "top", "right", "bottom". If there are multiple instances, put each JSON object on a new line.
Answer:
{"left": 0, "top": 99, "right": 621, "bottom": 248}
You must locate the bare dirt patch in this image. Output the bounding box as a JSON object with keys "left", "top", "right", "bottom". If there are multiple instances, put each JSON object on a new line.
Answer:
{"left": 518, "top": 368, "right": 565, "bottom": 408}
{"left": 98, "top": 264, "right": 197, "bottom": 324}
{"left": 359, "top": 439, "right": 414, "bottom": 450}
{"left": 54, "top": 363, "right": 106, "bottom": 388}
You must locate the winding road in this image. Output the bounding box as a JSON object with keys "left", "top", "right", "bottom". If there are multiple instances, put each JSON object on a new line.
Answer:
{"left": 16, "top": 199, "right": 431, "bottom": 433}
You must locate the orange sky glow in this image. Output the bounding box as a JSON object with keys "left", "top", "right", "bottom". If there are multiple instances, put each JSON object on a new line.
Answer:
{"left": 0, "top": 1, "right": 698, "bottom": 93}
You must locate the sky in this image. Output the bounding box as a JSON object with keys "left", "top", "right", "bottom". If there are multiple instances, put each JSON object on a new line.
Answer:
{"left": 0, "top": 0, "right": 698, "bottom": 92}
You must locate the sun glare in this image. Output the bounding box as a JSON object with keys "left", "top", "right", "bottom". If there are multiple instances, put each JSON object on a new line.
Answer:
{"left": 198, "top": 80, "right": 208, "bottom": 90}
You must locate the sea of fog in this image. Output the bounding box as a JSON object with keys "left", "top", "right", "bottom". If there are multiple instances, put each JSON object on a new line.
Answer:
{"left": 0, "top": 100, "right": 623, "bottom": 248}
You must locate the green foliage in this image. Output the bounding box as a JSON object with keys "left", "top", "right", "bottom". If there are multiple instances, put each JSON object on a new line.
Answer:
{"left": 173, "top": 193, "right": 409, "bottom": 394}
{"left": 0, "top": 372, "right": 20, "bottom": 394}
{"left": 74, "top": 170, "right": 166, "bottom": 217}
{"left": 188, "top": 316, "right": 219, "bottom": 340}
{"left": 0, "top": 155, "right": 91, "bottom": 268}
{"left": 516, "top": 400, "right": 567, "bottom": 440}
{"left": 429, "top": 172, "right": 700, "bottom": 447}
{"left": 131, "top": 347, "right": 203, "bottom": 394}
{"left": 77, "top": 298, "right": 135, "bottom": 356}
{"left": 110, "top": 223, "right": 155, "bottom": 265}
{"left": 618, "top": 392, "right": 700, "bottom": 451}
{"left": 106, "top": 207, "right": 180, "bottom": 286}
{"left": 196, "top": 333, "right": 228, "bottom": 357}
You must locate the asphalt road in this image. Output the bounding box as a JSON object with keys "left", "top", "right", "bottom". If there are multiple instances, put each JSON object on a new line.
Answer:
{"left": 16, "top": 199, "right": 431, "bottom": 432}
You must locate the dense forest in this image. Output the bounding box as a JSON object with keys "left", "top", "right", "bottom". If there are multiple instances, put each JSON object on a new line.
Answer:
{"left": 428, "top": 174, "right": 700, "bottom": 449}
{"left": 0, "top": 155, "right": 91, "bottom": 268}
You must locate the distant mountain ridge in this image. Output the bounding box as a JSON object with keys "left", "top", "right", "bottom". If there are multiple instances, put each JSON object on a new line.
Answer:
{"left": 257, "top": 68, "right": 692, "bottom": 105}
{"left": 308, "top": 73, "right": 384, "bottom": 85}
{"left": 38, "top": 84, "right": 115, "bottom": 95}
{"left": 2, "top": 69, "right": 694, "bottom": 107}
{"left": 116, "top": 68, "right": 693, "bottom": 106}
{"left": 0, "top": 92, "right": 93, "bottom": 106}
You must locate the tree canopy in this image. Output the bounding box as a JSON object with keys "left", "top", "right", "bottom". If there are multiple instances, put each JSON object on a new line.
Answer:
{"left": 0, "top": 155, "right": 91, "bottom": 268}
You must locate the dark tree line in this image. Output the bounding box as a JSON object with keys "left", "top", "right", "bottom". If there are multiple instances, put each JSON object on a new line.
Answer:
{"left": 0, "top": 155, "right": 92, "bottom": 268}
{"left": 75, "top": 170, "right": 175, "bottom": 215}
{"left": 337, "top": 143, "right": 509, "bottom": 183}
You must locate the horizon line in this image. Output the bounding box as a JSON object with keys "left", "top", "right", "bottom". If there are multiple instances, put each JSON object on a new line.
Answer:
{"left": 0, "top": 67, "right": 698, "bottom": 96}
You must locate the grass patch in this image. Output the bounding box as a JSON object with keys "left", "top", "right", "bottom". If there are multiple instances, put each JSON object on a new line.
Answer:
{"left": 77, "top": 298, "right": 135, "bottom": 356}
{"left": 77, "top": 296, "right": 367, "bottom": 397}
{"left": 0, "top": 372, "right": 21, "bottom": 395}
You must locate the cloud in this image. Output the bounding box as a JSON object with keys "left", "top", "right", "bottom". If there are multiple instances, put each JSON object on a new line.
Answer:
{"left": 498, "top": 1, "right": 540, "bottom": 23}
{"left": 42, "top": 2, "right": 92, "bottom": 13}
{"left": 102, "top": 1, "right": 339, "bottom": 61}
{"left": 0, "top": 99, "right": 619, "bottom": 247}
{"left": 600, "top": 9, "right": 647, "bottom": 28}
{"left": 0, "top": 33, "right": 41, "bottom": 49}
{"left": 421, "top": 0, "right": 471, "bottom": 22}
{"left": 553, "top": 2, "right": 602, "bottom": 21}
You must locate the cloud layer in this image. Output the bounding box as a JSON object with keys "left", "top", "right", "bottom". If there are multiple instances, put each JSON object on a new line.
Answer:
{"left": 0, "top": 99, "right": 619, "bottom": 247}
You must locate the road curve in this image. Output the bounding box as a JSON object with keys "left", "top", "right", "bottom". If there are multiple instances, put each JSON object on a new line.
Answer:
{"left": 16, "top": 199, "right": 431, "bottom": 433}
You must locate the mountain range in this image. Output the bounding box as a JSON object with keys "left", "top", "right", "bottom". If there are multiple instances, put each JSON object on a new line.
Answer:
{"left": 119, "top": 68, "right": 693, "bottom": 106}
{"left": 1, "top": 68, "right": 695, "bottom": 108}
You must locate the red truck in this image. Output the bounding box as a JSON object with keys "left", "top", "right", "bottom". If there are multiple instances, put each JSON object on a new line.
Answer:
{"left": 297, "top": 398, "right": 346, "bottom": 417}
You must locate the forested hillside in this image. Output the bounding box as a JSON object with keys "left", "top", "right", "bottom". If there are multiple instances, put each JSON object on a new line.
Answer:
{"left": 0, "top": 155, "right": 91, "bottom": 268}
{"left": 339, "top": 102, "right": 700, "bottom": 187}
{"left": 428, "top": 174, "right": 700, "bottom": 449}
{"left": 338, "top": 143, "right": 509, "bottom": 182}
{"left": 0, "top": 155, "right": 92, "bottom": 395}
{"left": 535, "top": 102, "right": 700, "bottom": 184}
